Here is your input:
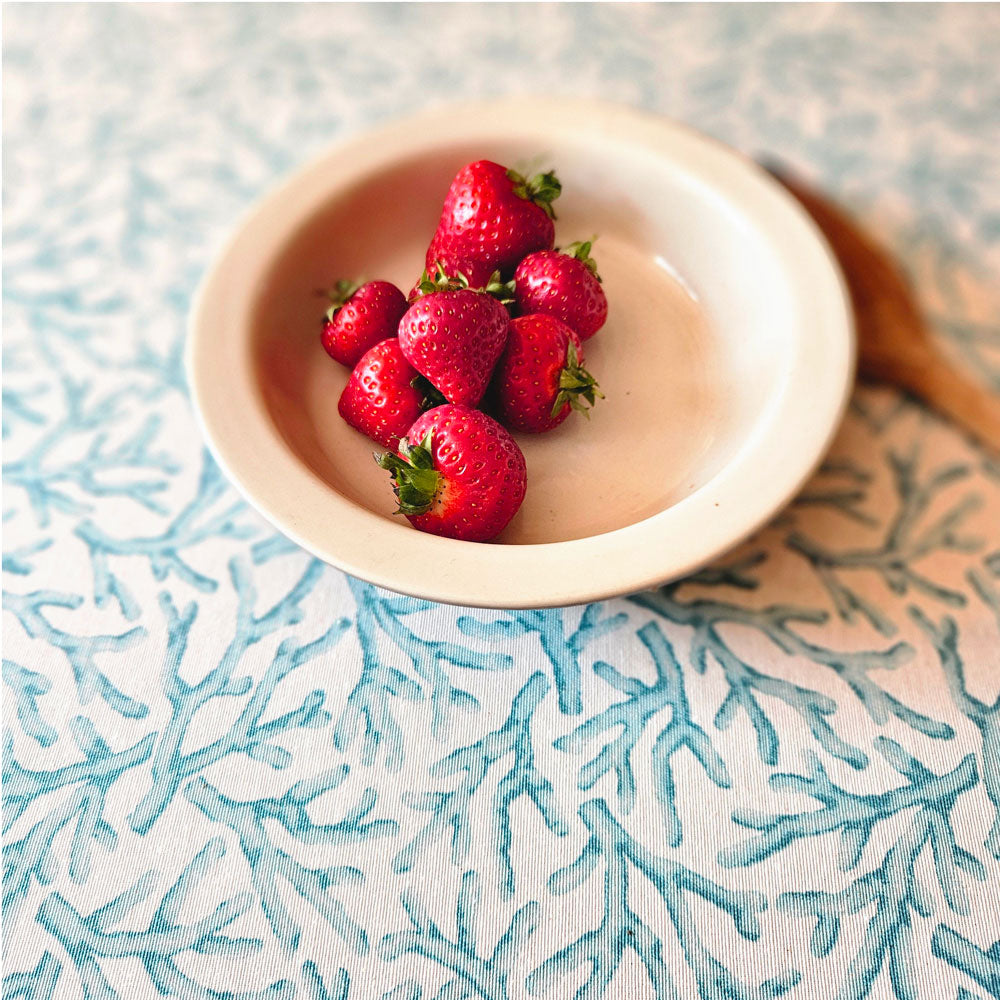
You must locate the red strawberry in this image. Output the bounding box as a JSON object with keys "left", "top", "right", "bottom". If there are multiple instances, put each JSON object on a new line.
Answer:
{"left": 376, "top": 404, "right": 527, "bottom": 542}
{"left": 425, "top": 160, "right": 561, "bottom": 288}
{"left": 398, "top": 272, "right": 510, "bottom": 408}
{"left": 338, "top": 338, "right": 444, "bottom": 449}
{"left": 492, "top": 314, "right": 602, "bottom": 433}
{"left": 321, "top": 279, "right": 408, "bottom": 367}
{"left": 514, "top": 241, "right": 608, "bottom": 340}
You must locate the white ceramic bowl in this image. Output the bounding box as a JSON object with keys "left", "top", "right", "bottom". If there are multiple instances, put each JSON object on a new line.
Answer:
{"left": 187, "top": 98, "right": 853, "bottom": 608}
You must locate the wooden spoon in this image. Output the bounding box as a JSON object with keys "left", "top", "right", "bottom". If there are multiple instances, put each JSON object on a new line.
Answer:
{"left": 767, "top": 166, "right": 1000, "bottom": 456}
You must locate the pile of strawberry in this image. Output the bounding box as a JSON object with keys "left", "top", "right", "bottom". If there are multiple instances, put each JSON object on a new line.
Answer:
{"left": 320, "top": 159, "right": 608, "bottom": 542}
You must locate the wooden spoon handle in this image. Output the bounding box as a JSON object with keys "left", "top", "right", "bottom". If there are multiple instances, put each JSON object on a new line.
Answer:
{"left": 767, "top": 165, "right": 1000, "bottom": 457}
{"left": 877, "top": 346, "right": 1000, "bottom": 456}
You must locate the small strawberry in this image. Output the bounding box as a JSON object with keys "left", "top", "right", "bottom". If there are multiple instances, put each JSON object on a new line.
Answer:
{"left": 492, "top": 314, "right": 603, "bottom": 433}
{"left": 376, "top": 404, "right": 527, "bottom": 542}
{"left": 321, "top": 279, "right": 408, "bottom": 367}
{"left": 513, "top": 241, "right": 608, "bottom": 340}
{"left": 398, "top": 269, "right": 510, "bottom": 408}
{"left": 425, "top": 160, "right": 561, "bottom": 289}
{"left": 338, "top": 338, "right": 445, "bottom": 449}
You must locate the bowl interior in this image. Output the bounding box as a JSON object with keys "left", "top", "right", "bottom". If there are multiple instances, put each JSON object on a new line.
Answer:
{"left": 251, "top": 137, "right": 798, "bottom": 544}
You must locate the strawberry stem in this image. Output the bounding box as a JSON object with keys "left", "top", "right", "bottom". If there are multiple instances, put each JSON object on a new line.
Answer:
{"left": 507, "top": 168, "right": 562, "bottom": 220}
{"left": 375, "top": 432, "right": 440, "bottom": 515}
{"left": 551, "top": 341, "right": 604, "bottom": 419}
{"left": 323, "top": 278, "right": 363, "bottom": 322}
{"left": 560, "top": 239, "right": 602, "bottom": 282}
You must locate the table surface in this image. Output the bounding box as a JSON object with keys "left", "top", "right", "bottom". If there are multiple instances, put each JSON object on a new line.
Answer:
{"left": 4, "top": 4, "right": 1000, "bottom": 999}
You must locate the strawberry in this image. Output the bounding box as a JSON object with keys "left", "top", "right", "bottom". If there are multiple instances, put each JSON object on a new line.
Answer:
{"left": 513, "top": 241, "right": 608, "bottom": 340}
{"left": 492, "top": 314, "right": 602, "bottom": 433}
{"left": 376, "top": 404, "right": 527, "bottom": 542}
{"left": 424, "top": 160, "right": 561, "bottom": 289}
{"left": 338, "top": 338, "right": 444, "bottom": 449}
{"left": 321, "top": 279, "right": 408, "bottom": 367}
{"left": 398, "top": 270, "right": 510, "bottom": 408}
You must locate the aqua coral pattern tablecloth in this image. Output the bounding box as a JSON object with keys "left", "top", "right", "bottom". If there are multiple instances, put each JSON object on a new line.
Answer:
{"left": 4, "top": 4, "right": 1000, "bottom": 999}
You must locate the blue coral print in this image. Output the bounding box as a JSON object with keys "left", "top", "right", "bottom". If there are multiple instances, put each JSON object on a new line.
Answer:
{"left": 3, "top": 5, "right": 1000, "bottom": 999}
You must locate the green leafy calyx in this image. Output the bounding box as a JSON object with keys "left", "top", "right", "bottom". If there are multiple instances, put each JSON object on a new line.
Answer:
{"left": 507, "top": 167, "right": 562, "bottom": 220}
{"left": 560, "top": 238, "right": 602, "bottom": 282}
{"left": 374, "top": 432, "right": 440, "bottom": 515}
{"left": 323, "top": 278, "right": 363, "bottom": 322}
{"left": 414, "top": 263, "right": 514, "bottom": 308}
{"left": 551, "top": 341, "right": 604, "bottom": 419}
{"left": 410, "top": 375, "right": 448, "bottom": 412}
{"left": 482, "top": 270, "right": 516, "bottom": 306}
{"left": 413, "top": 261, "right": 471, "bottom": 298}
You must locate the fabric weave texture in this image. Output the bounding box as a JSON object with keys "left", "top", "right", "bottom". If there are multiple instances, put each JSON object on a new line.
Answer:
{"left": 3, "top": 4, "right": 1000, "bottom": 999}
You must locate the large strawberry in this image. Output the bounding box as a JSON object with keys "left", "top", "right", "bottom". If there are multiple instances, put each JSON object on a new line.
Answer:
{"left": 513, "top": 240, "right": 608, "bottom": 340}
{"left": 338, "top": 338, "right": 444, "bottom": 449}
{"left": 491, "top": 314, "right": 602, "bottom": 433}
{"left": 376, "top": 404, "right": 527, "bottom": 542}
{"left": 424, "top": 160, "right": 561, "bottom": 289}
{"left": 398, "top": 271, "right": 510, "bottom": 408}
{"left": 321, "top": 279, "right": 408, "bottom": 367}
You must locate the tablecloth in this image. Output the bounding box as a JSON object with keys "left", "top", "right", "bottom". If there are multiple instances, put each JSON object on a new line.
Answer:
{"left": 4, "top": 4, "right": 1000, "bottom": 998}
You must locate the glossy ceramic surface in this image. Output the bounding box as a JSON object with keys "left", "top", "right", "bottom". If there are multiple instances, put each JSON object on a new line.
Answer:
{"left": 188, "top": 98, "right": 854, "bottom": 606}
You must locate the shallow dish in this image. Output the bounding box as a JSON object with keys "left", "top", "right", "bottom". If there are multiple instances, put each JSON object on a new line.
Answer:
{"left": 187, "top": 98, "right": 853, "bottom": 608}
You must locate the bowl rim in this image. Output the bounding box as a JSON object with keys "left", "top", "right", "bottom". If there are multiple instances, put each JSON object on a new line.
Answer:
{"left": 186, "top": 97, "right": 855, "bottom": 609}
